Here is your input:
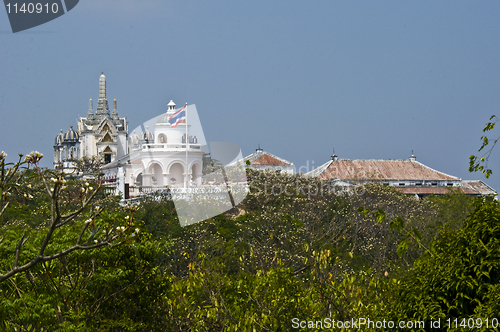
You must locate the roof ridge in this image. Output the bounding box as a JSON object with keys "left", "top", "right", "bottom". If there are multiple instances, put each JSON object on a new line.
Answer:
{"left": 310, "top": 158, "right": 459, "bottom": 181}
{"left": 241, "top": 150, "right": 293, "bottom": 165}
{"left": 260, "top": 151, "right": 293, "bottom": 165}
{"left": 306, "top": 160, "right": 332, "bottom": 177}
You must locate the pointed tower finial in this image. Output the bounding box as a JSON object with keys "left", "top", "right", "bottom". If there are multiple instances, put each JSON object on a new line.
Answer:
{"left": 256, "top": 144, "right": 263, "bottom": 153}
{"left": 87, "top": 98, "right": 94, "bottom": 119}
{"left": 331, "top": 147, "right": 338, "bottom": 161}
{"left": 112, "top": 98, "right": 119, "bottom": 120}
{"left": 409, "top": 150, "right": 417, "bottom": 162}
{"left": 88, "top": 97, "right": 93, "bottom": 113}
{"left": 96, "top": 73, "right": 110, "bottom": 116}
{"left": 99, "top": 73, "right": 106, "bottom": 99}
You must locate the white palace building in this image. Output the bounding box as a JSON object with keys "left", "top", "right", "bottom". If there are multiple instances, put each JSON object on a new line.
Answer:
{"left": 54, "top": 73, "right": 128, "bottom": 171}
{"left": 53, "top": 74, "right": 204, "bottom": 198}
{"left": 101, "top": 100, "right": 205, "bottom": 198}
{"left": 54, "top": 74, "right": 496, "bottom": 201}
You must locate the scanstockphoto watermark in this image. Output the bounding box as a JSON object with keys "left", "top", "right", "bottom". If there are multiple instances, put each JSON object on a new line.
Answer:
{"left": 249, "top": 180, "right": 366, "bottom": 197}
{"left": 291, "top": 317, "right": 426, "bottom": 330}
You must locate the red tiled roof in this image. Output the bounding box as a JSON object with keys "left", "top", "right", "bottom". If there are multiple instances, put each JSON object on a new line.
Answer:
{"left": 251, "top": 153, "right": 291, "bottom": 166}
{"left": 316, "top": 159, "right": 459, "bottom": 181}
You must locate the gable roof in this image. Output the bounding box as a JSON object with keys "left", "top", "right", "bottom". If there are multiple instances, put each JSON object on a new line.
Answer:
{"left": 243, "top": 150, "right": 293, "bottom": 166}
{"left": 307, "top": 159, "right": 460, "bottom": 181}
{"left": 460, "top": 180, "right": 497, "bottom": 196}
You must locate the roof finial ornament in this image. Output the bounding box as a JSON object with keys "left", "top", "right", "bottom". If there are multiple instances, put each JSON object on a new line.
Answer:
{"left": 87, "top": 98, "right": 94, "bottom": 118}
{"left": 99, "top": 73, "right": 106, "bottom": 99}
{"left": 331, "top": 147, "right": 338, "bottom": 161}
{"left": 167, "top": 100, "right": 176, "bottom": 112}
{"left": 409, "top": 150, "right": 417, "bottom": 162}
{"left": 112, "top": 98, "right": 119, "bottom": 120}
{"left": 256, "top": 144, "right": 263, "bottom": 153}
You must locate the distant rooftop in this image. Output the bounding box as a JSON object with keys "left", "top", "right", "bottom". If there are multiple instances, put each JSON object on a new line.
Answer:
{"left": 308, "top": 158, "right": 459, "bottom": 181}
{"left": 242, "top": 146, "right": 293, "bottom": 166}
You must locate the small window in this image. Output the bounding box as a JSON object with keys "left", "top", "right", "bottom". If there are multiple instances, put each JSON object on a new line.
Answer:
{"left": 431, "top": 182, "right": 437, "bottom": 186}
{"left": 415, "top": 182, "right": 422, "bottom": 186}
{"left": 447, "top": 183, "right": 453, "bottom": 186}
{"left": 399, "top": 183, "right": 405, "bottom": 186}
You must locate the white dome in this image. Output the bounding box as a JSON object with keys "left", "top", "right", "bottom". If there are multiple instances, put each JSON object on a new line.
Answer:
{"left": 64, "top": 126, "right": 79, "bottom": 142}
{"left": 54, "top": 129, "right": 64, "bottom": 145}
{"left": 156, "top": 112, "right": 170, "bottom": 124}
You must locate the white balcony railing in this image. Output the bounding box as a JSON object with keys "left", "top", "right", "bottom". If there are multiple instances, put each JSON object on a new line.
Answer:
{"left": 141, "top": 143, "right": 201, "bottom": 150}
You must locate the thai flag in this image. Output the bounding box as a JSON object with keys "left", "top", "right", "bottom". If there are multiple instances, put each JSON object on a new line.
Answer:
{"left": 168, "top": 105, "right": 186, "bottom": 128}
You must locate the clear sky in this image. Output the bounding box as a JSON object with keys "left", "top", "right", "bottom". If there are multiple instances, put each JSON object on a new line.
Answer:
{"left": 1, "top": 1, "right": 500, "bottom": 191}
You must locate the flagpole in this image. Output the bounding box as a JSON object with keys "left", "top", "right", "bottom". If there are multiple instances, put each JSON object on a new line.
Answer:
{"left": 185, "top": 103, "right": 189, "bottom": 189}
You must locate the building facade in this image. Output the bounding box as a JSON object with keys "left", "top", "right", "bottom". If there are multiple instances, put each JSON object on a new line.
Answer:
{"left": 307, "top": 152, "right": 497, "bottom": 198}
{"left": 102, "top": 101, "right": 205, "bottom": 197}
{"left": 53, "top": 73, "right": 128, "bottom": 172}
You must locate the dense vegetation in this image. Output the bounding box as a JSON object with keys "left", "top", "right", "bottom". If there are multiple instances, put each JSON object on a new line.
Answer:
{"left": 1, "top": 152, "right": 497, "bottom": 331}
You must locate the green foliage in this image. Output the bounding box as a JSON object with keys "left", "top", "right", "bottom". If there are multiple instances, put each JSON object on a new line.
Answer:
{"left": 0, "top": 226, "right": 170, "bottom": 331}
{"left": 0, "top": 162, "right": 493, "bottom": 330}
{"left": 390, "top": 196, "right": 500, "bottom": 329}
{"left": 469, "top": 115, "right": 499, "bottom": 178}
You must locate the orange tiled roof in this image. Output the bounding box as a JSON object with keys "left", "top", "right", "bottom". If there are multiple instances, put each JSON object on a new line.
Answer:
{"left": 251, "top": 153, "right": 291, "bottom": 166}
{"left": 315, "top": 159, "right": 459, "bottom": 181}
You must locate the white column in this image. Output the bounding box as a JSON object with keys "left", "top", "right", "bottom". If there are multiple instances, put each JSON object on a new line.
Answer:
{"left": 116, "top": 167, "right": 126, "bottom": 199}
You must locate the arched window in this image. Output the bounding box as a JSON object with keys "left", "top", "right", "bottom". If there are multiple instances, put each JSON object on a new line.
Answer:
{"left": 158, "top": 133, "right": 167, "bottom": 144}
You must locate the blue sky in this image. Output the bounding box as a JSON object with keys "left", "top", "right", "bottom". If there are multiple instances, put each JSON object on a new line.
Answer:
{"left": 1, "top": 0, "right": 500, "bottom": 190}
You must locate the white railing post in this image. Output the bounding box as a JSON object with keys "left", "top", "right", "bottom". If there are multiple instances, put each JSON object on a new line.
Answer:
{"left": 116, "top": 167, "right": 126, "bottom": 199}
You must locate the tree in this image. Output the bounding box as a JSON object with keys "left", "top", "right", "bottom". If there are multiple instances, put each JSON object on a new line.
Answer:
{"left": 469, "top": 115, "right": 499, "bottom": 178}
{"left": 0, "top": 150, "right": 141, "bottom": 283}
{"left": 390, "top": 196, "right": 500, "bottom": 328}
{"left": 73, "top": 154, "right": 104, "bottom": 177}
{"left": 0, "top": 224, "right": 168, "bottom": 331}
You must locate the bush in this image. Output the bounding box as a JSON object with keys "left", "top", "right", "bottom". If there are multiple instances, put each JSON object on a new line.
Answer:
{"left": 390, "top": 196, "right": 500, "bottom": 330}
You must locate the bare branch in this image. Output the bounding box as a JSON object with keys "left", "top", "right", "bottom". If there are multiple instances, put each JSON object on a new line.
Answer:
{"left": 14, "top": 233, "right": 29, "bottom": 268}
{"left": 0, "top": 237, "right": 125, "bottom": 283}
